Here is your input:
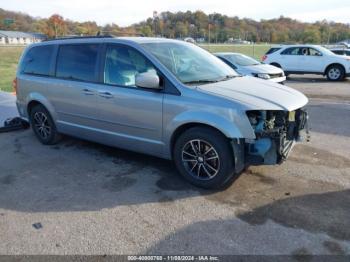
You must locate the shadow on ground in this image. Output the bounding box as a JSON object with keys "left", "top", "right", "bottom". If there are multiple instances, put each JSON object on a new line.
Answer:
{"left": 0, "top": 131, "right": 220, "bottom": 212}
{"left": 306, "top": 102, "right": 350, "bottom": 137}
{"left": 146, "top": 190, "right": 350, "bottom": 255}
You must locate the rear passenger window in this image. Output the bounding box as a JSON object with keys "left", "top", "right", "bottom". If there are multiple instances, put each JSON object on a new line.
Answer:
{"left": 22, "top": 45, "right": 54, "bottom": 76}
{"left": 281, "top": 47, "right": 300, "bottom": 55}
{"left": 56, "top": 44, "right": 99, "bottom": 82}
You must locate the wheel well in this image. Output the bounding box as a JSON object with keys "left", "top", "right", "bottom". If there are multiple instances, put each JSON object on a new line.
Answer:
{"left": 325, "top": 63, "right": 345, "bottom": 75}
{"left": 170, "top": 123, "right": 230, "bottom": 157}
{"left": 270, "top": 62, "right": 281, "bottom": 68}
{"left": 27, "top": 100, "right": 42, "bottom": 116}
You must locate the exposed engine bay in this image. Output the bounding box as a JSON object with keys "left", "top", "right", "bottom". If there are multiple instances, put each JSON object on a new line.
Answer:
{"left": 245, "top": 109, "right": 309, "bottom": 165}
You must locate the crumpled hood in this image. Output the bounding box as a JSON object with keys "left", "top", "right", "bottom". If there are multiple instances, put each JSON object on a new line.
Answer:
{"left": 197, "top": 76, "right": 308, "bottom": 111}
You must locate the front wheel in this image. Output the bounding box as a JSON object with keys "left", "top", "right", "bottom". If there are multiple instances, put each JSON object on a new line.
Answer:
{"left": 173, "top": 127, "right": 237, "bottom": 189}
{"left": 326, "top": 65, "right": 345, "bottom": 81}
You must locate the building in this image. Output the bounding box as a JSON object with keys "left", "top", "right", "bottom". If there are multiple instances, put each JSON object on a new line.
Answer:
{"left": 0, "top": 30, "right": 47, "bottom": 45}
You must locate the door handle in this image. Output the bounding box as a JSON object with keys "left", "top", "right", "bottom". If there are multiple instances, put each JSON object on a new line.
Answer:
{"left": 82, "top": 88, "right": 94, "bottom": 95}
{"left": 98, "top": 91, "right": 113, "bottom": 98}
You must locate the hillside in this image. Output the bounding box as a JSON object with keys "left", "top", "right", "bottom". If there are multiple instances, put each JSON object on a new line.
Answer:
{"left": 0, "top": 8, "right": 350, "bottom": 43}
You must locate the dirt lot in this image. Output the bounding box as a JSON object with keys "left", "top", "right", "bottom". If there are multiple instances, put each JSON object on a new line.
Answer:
{"left": 0, "top": 75, "right": 349, "bottom": 256}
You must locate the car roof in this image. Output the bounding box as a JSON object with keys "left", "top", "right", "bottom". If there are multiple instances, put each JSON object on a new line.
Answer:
{"left": 279, "top": 44, "right": 325, "bottom": 49}
{"left": 27, "top": 36, "right": 184, "bottom": 47}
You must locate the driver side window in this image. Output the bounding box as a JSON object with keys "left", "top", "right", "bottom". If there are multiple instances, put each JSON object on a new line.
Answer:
{"left": 309, "top": 48, "right": 322, "bottom": 56}
{"left": 104, "top": 44, "right": 157, "bottom": 87}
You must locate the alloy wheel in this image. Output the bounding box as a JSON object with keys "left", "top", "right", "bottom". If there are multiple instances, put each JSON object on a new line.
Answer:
{"left": 181, "top": 139, "right": 220, "bottom": 180}
{"left": 33, "top": 112, "right": 51, "bottom": 139}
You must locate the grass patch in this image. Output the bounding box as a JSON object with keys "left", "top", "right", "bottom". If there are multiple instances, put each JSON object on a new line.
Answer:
{"left": 199, "top": 44, "right": 271, "bottom": 60}
{"left": 0, "top": 46, "right": 25, "bottom": 92}
{"left": 0, "top": 44, "right": 271, "bottom": 93}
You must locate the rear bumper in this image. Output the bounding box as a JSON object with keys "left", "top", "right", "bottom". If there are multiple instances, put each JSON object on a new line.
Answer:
{"left": 16, "top": 100, "right": 29, "bottom": 121}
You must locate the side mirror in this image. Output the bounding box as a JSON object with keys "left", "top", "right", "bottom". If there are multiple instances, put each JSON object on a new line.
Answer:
{"left": 135, "top": 72, "right": 161, "bottom": 89}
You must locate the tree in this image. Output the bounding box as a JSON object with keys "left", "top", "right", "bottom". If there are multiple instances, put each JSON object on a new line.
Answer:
{"left": 302, "top": 27, "right": 321, "bottom": 44}
{"left": 47, "top": 14, "right": 66, "bottom": 38}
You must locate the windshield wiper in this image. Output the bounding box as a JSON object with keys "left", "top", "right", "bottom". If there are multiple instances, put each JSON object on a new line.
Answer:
{"left": 216, "top": 75, "right": 238, "bottom": 82}
{"left": 183, "top": 79, "right": 219, "bottom": 85}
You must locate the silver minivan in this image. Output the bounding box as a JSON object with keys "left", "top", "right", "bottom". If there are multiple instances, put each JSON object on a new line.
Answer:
{"left": 15, "top": 36, "right": 308, "bottom": 189}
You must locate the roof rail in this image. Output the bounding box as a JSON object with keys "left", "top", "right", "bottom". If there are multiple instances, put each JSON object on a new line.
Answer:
{"left": 44, "top": 35, "right": 114, "bottom": 42}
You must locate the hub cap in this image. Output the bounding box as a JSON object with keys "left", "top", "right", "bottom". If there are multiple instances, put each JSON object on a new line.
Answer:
{"left": 33, "top": 112, "right": 51, "bottom": 139}
{"left": 328, "top": 68, "right": 341, "bottom": 80}
{"left": 181, "top": 139, "right": 220, "bottom": 180}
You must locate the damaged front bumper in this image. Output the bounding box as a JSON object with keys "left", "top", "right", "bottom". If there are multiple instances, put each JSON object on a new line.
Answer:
{"left": 232, "top": 109, "right": 309, "bottom": 173}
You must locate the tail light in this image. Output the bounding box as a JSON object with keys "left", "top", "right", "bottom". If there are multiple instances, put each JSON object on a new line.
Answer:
{"left": 12, "top": 78, "right": 17, "bottom": 95}
{"left": 262, "top": 55, "right": 267, "bottom": 62}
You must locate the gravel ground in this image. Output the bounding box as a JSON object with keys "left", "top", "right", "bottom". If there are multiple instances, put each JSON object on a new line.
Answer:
{"left": 0, "top": 75, "right": 349, "bottom": 256}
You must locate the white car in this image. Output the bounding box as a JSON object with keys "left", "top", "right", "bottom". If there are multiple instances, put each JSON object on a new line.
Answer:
{"left": 214, "top": 52, "right": 286, "bottom": 84}
{"left": 263, "top": 45, "right": 350, "bottom": 81}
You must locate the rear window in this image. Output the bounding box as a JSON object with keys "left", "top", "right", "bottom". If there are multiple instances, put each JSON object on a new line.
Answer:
{"left": 22, "top": 45, "right": 55, "bottom": 76}
{"left": 266, "top": 48, "right": 281, "bottom": 55}
{"left": 56, "top": 44, "right": 99, "bottom": 82}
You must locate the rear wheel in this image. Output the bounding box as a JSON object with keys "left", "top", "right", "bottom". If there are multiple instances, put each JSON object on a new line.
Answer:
{"left": 29, "top": 104, "right": 61, "bottom": 145}
{"left": 326, "top": 65, "right": 345, "bottom": 81}
{"left": 173, "top": 127, "right": 237, "bottom": 189}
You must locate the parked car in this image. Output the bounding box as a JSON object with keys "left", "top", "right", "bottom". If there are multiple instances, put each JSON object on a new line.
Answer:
{"left": 15, "top": 37, "right": 308, "bottom": 189}
{"left": 263, "top": 45, "right": 350, "bottom": 81}
{"left": 331, "top": 48, "right": 350, "bottom": 57}
{"left": 214, "top": 52, "right": 286, "bottom": 83}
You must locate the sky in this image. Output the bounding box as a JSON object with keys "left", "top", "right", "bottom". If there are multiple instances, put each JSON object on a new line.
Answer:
{"left": 1, "top": 0, "right": 350, "bottom": 26}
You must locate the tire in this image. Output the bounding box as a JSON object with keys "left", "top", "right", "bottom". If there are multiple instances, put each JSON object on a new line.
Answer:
{"left": 326, "top": 65, "right": 345, "bottom": 81}
{"left": 173, "top": 127, "right": 237, "bottom": 189}
{"left": 29, "top": 104, "right": 61, "bottom": 145}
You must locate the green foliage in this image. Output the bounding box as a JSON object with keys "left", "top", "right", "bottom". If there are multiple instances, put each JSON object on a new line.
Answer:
{"left": 0, "top": 46, "right": 23, "bottom": 92}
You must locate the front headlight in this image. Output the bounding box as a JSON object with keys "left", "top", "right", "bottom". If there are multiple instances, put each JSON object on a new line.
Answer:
{"left": 256, "top": 73, "right": 270, "bottom": 80}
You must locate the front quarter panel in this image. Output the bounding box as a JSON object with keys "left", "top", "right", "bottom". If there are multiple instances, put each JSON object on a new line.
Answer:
{"left": 163, "top": 91, "right": 255, "bottom": 157}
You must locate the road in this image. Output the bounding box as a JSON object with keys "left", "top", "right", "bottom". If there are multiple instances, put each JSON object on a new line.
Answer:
{"left": 0, "top": 75, "right": 349, "bottom": 256}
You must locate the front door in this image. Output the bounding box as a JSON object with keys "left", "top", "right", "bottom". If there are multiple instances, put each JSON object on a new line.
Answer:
{"left": 298, "top": 47, "right": 325, "bottom": 73}
{"left": 95, "top": 44, "right": 164, "bottom": 155}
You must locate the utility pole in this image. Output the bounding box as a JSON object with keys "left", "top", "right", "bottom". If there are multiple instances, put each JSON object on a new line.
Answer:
{"left": 153, "top": 11, "right": 158, "bottom": 36}
{"left": 208, "top": 23, "right": 211, "bottom": 44}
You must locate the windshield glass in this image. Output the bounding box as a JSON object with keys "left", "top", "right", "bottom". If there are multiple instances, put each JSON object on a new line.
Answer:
{"left": 223, "top": 54, "right": 261, "bottom": 66}
{"left": 317, "top": 46, "right": 336, "bottom": 56}
{"left": 141, "top": 41, "right": 238, "bottom": 85}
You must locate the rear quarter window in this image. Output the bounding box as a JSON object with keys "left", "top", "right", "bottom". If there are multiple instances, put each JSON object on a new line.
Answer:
{"left": 21, "top": 45, "right": 55, "bottom": 76}
{"left": 266, "top": 48, "right": 281, "bottom": 55}
{"left": 281, "top": 47, "right": 300, "bottom": 55}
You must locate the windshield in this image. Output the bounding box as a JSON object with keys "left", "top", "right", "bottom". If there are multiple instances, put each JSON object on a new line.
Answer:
{"left": 223, "top": 54, "right": 261, "bottom": 66}
{"left": 317, "top": 46, "right": 337, "bottom": 56}
{"left": 141, "top": 41, "right": 238, "bottom": 85}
